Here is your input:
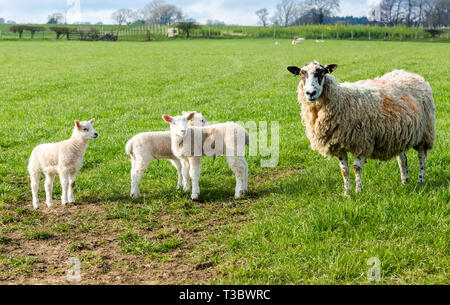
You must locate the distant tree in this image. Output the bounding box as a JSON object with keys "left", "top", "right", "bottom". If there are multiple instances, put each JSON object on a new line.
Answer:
{"left": 256, "top": 8, "right": 270, "bottom": 26}
{"left": 272, "top": 0, "right": 298, "bottom": 26}
{"left": 9, "top": 25, "right": 26, "bottom": 38}
{"left": 150, "top": 5, "right": 183, "bottom": 25}
{"left": 49, "top": 26, "right": 75, "bottom": 39}
{"left": 7, "top": 20, "right": 16, "bottom": 24}
{"left": 0, "top": 18, "right": 5, "bottom": 24}
{"left": 306, "top": 0, "right": 340, "bottom": 25}
{"left": 112, "top": 8, "right": 134, "bottom": 25}
{"left": 47, "top": 12, "right": 64, "bottom": 24}
{"left": 96, "top": 21, "right": 103, "bottom": 25}
{"left": 174, "top": 21, "right": 199, "bottom": 38}
{"left": 27, "top": 26, "right": 45, "bottom": 39}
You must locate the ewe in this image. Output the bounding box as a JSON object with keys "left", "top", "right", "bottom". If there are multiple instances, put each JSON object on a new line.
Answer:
{"left": 163, "top": 112, "right": 249, "bottom": 200}
{"left": 28, "top": 119, "right": 98, "bottom": 209}
{"left": 125, "top": 112, "right": 208, "bottom": 198}
{"left": 287, "top": 61, "right": 435, "bottom": 194}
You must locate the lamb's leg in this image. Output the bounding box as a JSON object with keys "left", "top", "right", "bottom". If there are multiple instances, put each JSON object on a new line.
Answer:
{"left": 30, "top": 170, "right": 40, "bottom": 209}
{"left": 338, "top": 155, "right": 351, "bottom": 195}
{"left": 68, "top": 173, "right": 77, "bottom": 204}
{"left": 188, "top": 157, "right": 201, "bottom": 200}
{"left": 130, "top": 155, "right": 151, "bottom": 198}
{"left": 60, "top": 171, "right": 70, "bottom": 205}
{"left": 181, "top": 158, "right": 191, "bottom": 192}
{"left": 44, "top": 173, "right": 55, "bottom": 207}
{"left": 418, "top": 149, "right": 427, "bottom": 184}
{"left": 353, "top": 156, "right": 365, "bottom": 192}
{"left": 397, "top": 152, "right": 409, "bottom": 184}
{"left": 227, "top": 156, "right": 247, "bottom": 199}
{"left": 169, "top": 159, "right": 183, "bottom": 190}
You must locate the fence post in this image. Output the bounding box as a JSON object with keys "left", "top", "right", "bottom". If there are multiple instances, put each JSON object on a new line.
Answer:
{"left": 351, "top": 31, "right": 353, "bottom": 40}
{"left": 368, "top": 31, "right": 371, "bottom": 40}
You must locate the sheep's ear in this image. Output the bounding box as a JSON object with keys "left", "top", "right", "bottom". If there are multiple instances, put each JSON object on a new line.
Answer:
{"left": 325, "top": 64, "right": 338, "bottom": 74}
{"left": 287, "top": 66, "right": 301, "bottom": 76}
{"left": 89, "top": 118, "right": 95, "bottom": 125}
{"left": 162, "top": 115, "right": 172, "bottom": 123}
{"left": 182, "top": 111, "right": 196, "bottom": 116}
{"left": 74, "top": 120, "right": 80, "bottom": 128}
{"left": 186, "top": 112, "right": 196, "bottom": 121}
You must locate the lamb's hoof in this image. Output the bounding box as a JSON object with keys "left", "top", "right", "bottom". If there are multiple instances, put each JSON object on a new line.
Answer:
{"left": 46, "top": 202, "right": 54, "bottom": 208}
{"left": 235, "top": 190, "right": 246, "bottom": 199}
{"left": 190, "top": 193, "right": 199, "bottom": 201}
{"left": 32, "top": 203, "right": 40, "bottom": 210}
{"left": 131, "top": 192, "right": 141, "bottom": 198}
{"left": 417, "top": 180, "right": 425, "bottom": 185}
{"left": 183, "top": 187, "right": 191, "bottom": 193}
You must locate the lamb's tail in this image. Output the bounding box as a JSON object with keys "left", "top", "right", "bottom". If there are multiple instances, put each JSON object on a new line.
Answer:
{"left": 125, "top": 140, "right": 134, "bottom": 159}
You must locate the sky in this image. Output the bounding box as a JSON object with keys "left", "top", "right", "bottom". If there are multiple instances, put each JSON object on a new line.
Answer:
{"left": 0, "top": 0, "right": 382, "bottom": 25}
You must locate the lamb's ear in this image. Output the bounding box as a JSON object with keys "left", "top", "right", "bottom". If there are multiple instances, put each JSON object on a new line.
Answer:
{"left": 182, "top": 111, "right": 196, "bottom": 116}
{"left": 325, "top": 64, "right": 338, "bottom": 74}
{"left": 89, "top": 118, "right": 95, "bottom": 125}
{"left": 74, "top": 120, "right": 80, "bottom": 128}
{"left": 186, "top": 112, "right": 196, "bottom": 121}
{"left": 162, "top": 115, "right": 172, "bottom": 123}
{"left": 287, "top": 66, "right": 301, "bottom": 76}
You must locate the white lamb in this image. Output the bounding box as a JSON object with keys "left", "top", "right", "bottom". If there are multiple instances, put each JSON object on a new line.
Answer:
{"left": 163, "top": 112, "right": 249, "bottom": 200}
{"left": 28, "top": 119, "right": 98, "bottom": 209}
{"left": 125, "top": 112, "right": 208, "bottom": 198}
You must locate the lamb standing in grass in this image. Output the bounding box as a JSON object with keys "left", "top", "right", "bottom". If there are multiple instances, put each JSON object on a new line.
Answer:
{"left": 163, "top": 112, "right": 249, "bottom": 200}
{"left": 287, "top": 61, "right": 435, "bottom": 194}
{"left": 125, "top": 112, "right": 208, "bottom": 198}
{"left": 28, "top": 119, "right": 98, "bottom": 209}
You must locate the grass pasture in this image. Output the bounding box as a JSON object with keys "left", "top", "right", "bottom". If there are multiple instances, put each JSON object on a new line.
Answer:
{"left": 0, "top": 39, "right": 448, "bottom": 284}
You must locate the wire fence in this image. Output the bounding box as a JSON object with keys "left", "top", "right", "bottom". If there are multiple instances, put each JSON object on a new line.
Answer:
{"left": 0, "top": 24, "right": 448, "bottom": 42}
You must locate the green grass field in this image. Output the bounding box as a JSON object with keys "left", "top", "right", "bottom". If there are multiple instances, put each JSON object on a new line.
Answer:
{"left": 0, "top": 39, "right": 448, "bottom": 284}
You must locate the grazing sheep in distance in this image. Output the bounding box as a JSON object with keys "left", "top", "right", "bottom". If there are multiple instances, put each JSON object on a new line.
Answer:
{"left": 28, "top": 119, "right": 98, "bottom": 209}
{"left": 287, "top": 61, "right": 435, "bottom": 194}
{"left": 125, "top": 112, "right": 208, "bottom": 198}
{"left": 163, "top": 112, "right": 249, "bottom": 200}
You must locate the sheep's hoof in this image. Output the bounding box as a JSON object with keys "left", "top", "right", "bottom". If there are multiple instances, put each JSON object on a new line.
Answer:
{"left": 32, "top": 202, "right": 40, "bottom": 210}
{"left": 191, "top": 193, "right": 199, "bottom": 200}
{"left": 46, "top": 202, "right": 54, "bottom": 208}
{"left": 131, "top": 192, "right": 141, "bottom": 198}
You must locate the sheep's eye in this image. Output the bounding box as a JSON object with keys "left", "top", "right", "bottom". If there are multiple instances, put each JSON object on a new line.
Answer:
{"left": 83, "top": 128, "right": 89, "bottom": 131}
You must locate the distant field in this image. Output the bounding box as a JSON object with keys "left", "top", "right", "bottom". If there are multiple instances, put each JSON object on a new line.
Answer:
{"left": 0, "top": 39, "right": 448, "bottom": 284}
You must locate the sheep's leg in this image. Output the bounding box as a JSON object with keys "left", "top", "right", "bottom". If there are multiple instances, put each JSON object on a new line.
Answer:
{"left": 169, "top": 159, "right": 183, "bottom": 190}
{"left": 60, "top": 171, "right": 70, "bottom": 205}
{"left": 44, "top": 173, "right": 56, "bottom": 207}
{"left": 418, "top": 149, "right": 427, "bottom": 184}
{"left": 30, "top": 171, "right": 40, "bottom": 209}
{"left": 181, "top": 158, "right": 191, "bottom": 192}
{"left": 397, "top": 152, "right": 409, "bottom": 184}
{"left": 338, "top": 155, "right": 351, "bottom": 196}
{"left": 227, "top": 156, "right": 247, "bottom": 199}
{"left": 188, "top": 157, "right": 201, "bottom": 200}
{"left": 68, "top": 173, "right": 77, "bottom": 204}
{"left": 353, "top": 156, "right": 365, "bottom": 193}
{"left": 130, "top": 155, "right": 151, "bottom": 198}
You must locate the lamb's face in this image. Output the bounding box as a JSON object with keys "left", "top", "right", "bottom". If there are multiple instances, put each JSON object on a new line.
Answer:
{"left": 183, "top": 111, "right": 209, "bottom": 127}
{"left": 163, "top": 112, "right": 196, "bottom": 138}
{"left": 287, "top": 61, "right": 338, "bottom": 103}
{"left": 75, "top": 119, "right": 98, "bottom": 140}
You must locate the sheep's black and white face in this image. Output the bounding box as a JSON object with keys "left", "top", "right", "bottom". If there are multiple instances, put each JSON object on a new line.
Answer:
{"left": 288, "top": 61, "right": 338, "bottom": 102}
